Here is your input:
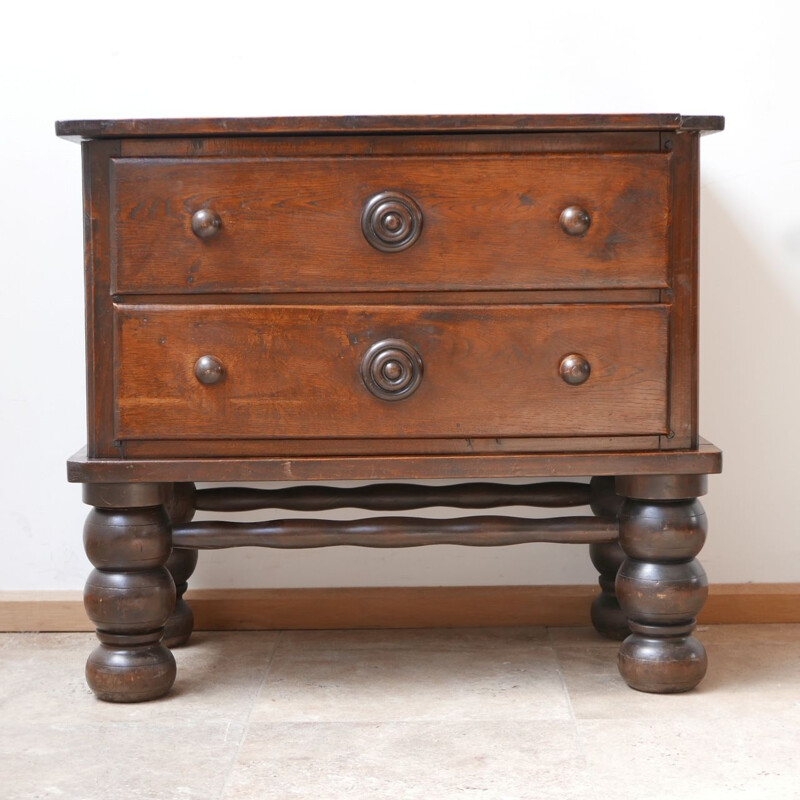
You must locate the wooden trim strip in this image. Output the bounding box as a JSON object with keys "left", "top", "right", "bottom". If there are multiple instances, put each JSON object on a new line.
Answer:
{"left": 67, "top": 441, "right": 722, "bottom": 483}
{"left": 83, "top": 140, "right": 121, "bottom": 458}
{"left": 122, "top": 436, "right": 662, "bottom": 459}
{"left": 2, "top": 583, "right": 797, "bottom": 632}
{"left": 118, "top": 133, "right": 664, "bottom": 159}
{"left": 113, "top": 290, "right": 664, "bottom": 305}
{"left": 56, "top": 114, "right": 720, "bottom": 142}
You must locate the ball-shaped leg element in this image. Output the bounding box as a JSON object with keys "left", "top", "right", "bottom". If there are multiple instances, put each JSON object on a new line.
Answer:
{"left": 84, "top": 506, "right": 172, "bottom": 571}
{"left": 84, "top": 568, "right": 176, "bottom": 633}
{"left": 163, "top": 598, "right": 195, "bottom": 649}
{"left": 618, "top": 630, "right": 707, "bottom": 693}
{"left": 591, "top": 592, "right": 629, "bottom": 641}
{"left": 86, "top": 633, "right": 177, "bottom": 703}
{"left": 588, "top": 478, "right": 628, "bottom": 639}
{"left": 589, "top": 540, "right": 629, "bottom": 640}
{"left": 616, "top": 558, "right": 708, "bottom": 626}
{"left": 589, "top": 476, "right": 624, "bottom": 518}
{"left": 165, "top": 482, "right": 196, "bottom": 526}
{"left": 619, "top": 499, "right": 707, "bottom": 562}
{"left": 163, "top": 547, "right": 199, "bottom": 648}
{"left": 163, "top": 483, "right": 198, "bottom": 648}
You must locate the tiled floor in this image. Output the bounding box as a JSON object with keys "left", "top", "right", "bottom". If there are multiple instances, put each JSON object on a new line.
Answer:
{"left": 2, "top": 625, "right": 799, "bottom": 799}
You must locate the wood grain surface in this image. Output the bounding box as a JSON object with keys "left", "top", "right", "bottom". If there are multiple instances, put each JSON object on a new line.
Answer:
{"left": 114, "top": 303, "right": 668, "bottom": 444}
{"left": 120, "top": 435, "right": 662, "bottom": 459}
{"left": 117, "top": 131, "right": 663, "bottom": 159}
{"left": 67, "top": 441, "right": 722, "bottom": 484}
{"left": 56, "top": 113, "right": 724, "bottom": 141}
{"left": 111, "top": 154, "right": 670, "bottom": 293}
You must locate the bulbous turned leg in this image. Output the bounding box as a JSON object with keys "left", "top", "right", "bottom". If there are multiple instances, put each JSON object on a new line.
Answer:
{"left": 82, "top": 483, "right": 176, "bottom": 702}
{"left": 588, "top": 476, "right": 628, "bottom": 640}
{"left": 163, "top": 483, "right": 198, "bottom": 648}
{"left": 615, "top": 474, "right": 709, "bottom": 693}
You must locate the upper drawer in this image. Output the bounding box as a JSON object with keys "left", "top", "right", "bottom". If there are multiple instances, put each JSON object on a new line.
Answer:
{"left": 111, "top": 154, "right": 671, "bottom": 294}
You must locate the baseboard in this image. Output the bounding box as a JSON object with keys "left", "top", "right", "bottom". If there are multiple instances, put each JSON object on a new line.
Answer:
{"left": 1, "top": 584, "right": 799, "bottom": 632}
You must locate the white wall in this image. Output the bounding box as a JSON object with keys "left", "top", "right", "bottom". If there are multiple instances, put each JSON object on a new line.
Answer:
{"left": 1, "top": 0, "right": 798, "bottom": 591}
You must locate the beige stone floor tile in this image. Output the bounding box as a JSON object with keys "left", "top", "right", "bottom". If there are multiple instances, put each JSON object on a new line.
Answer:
{"left": 2, "top": 626, "right": 799, "bottom": 800}
{"left": 0, "top": 720, "right": 241, "bottom": 800}
{"left": 0, "top": 631, "right": 100, "bottom": 653}
{"left": 254, "top": 645, "right": 571, "bottom": 723}
{"left": 548, "top": 623, "right": 800, "bottom": 648}
{"left": 556, "top": 641, "right": 800, "bottom": 720}
{"left": 0, "top": 631, "right": 277, "bottom": 725}
{"left": 547, "top": 626, "right": 621, "bottom": 648}
{"left": 279, "top": 625, "right": 549, "bottom": 652}
{"left": 694, "top": 622, "right": 800, "bottom": 644}
{"left": 576, "top": 717, "right": 800, "bottom": 800}
{"left": 549, "top": 622, "right": 800, "bottom": 648}
{"left": 223, "top": 721, "right": 594, "bottom": 800}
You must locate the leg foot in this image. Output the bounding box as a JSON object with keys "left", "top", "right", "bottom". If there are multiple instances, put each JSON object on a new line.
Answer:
{"left": 86, "top": 633, "right": 176, "bottom": 703}
{"left": 615, "top": 475, "right": 709, "bottom": 693}
{"left": 589, "top": 477, "right": 628, "bottom": 640}
{"left": 164, "top": 483, "right": 198, "bottom": 648}
{"left": 618, "top": 622, "right": 707, "bottom": 694}
{"left": 83, "top": 484, "right": 176, "bottom": 702}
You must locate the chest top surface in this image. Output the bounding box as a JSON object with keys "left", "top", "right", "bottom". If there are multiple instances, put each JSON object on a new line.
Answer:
{"left": 57, "top": 113, "right": 724, "bottom": 140}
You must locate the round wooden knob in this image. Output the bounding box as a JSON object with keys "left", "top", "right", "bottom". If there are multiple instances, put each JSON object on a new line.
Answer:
{"left": 362, "top": 191, "right": 423, "bottom": 252}
{"left": 191, "top": 209, "right": 222, "bottom": 239}
{"left": 361, "top": 339, "right": 423, "bottom": 400}
{"left": 194, "top": 355, "right": 225, "bottom": 385}
{"left": 559, "top": 354, "right": 591, "bottom": 385}
{"left": 559, "top": 205, "right": 591, "bottom": 236}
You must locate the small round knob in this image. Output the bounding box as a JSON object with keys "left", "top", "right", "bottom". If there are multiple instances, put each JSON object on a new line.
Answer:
{"left": 362, "top": 191, "right": 423, "bottom": 252}
{"left": 383, "top": 214, "right": 402, "bottom": 232}
{"left": 361, "top": 339, "right": 423, "bottom": 401}
{"left": 559, "top": 354, "right": 591, "bottom": 386}
{"left": 191, "top": 209, "right": 222, "bottom": 239}
{"left": 559, "top": 205, "right": 591, "bottom": 236}
{"left": 194, "top": 355, "right": 225, "bottom": 385}
{"left": 382, "top": 360, "right": 404, "bottom": 382}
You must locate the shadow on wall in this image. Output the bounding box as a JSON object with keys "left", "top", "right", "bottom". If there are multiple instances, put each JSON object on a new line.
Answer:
{"left": 699, "top": 188, "right": 800, "bottom": 580}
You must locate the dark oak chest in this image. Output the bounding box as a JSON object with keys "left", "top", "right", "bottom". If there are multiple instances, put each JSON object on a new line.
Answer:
{"left": 59, "top": 114, "right": 722, "bottom": 702}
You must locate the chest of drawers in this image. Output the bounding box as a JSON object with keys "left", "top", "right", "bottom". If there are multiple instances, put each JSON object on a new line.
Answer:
{"left": 59, "top": 114, "right": 722, "bottom": 702}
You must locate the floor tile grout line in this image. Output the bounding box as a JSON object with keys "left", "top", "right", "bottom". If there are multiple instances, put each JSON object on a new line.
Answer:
{"left": 546, "top": 626, "right": 601, "bottom": 800}
{"left": 218, "top": 630, "right": 282, "bottom": 800}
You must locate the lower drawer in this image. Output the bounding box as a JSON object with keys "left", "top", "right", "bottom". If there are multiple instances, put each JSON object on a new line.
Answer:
{"left": 114, "top": 303, "right": 668, "bottom": 442}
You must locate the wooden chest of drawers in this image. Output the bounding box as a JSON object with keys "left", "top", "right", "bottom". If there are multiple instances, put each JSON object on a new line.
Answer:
{"left": 59, "top": 114, "right": 723, "bottom": 703}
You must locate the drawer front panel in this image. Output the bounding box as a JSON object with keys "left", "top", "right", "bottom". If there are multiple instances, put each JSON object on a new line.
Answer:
{"left": 115, "top": 304, "right": 668, "bottom": 441}
{"left": 112, "top": 154, "right": 670, "bottom": 293}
